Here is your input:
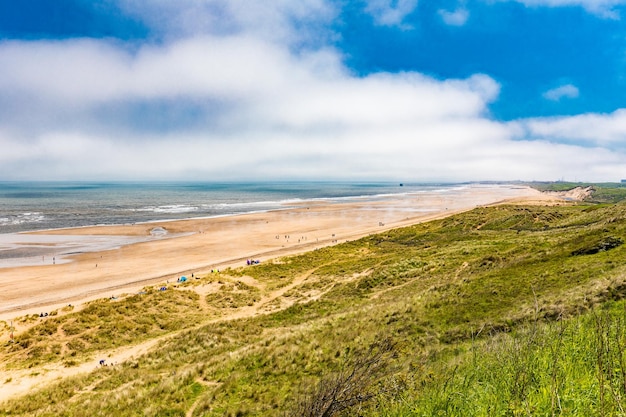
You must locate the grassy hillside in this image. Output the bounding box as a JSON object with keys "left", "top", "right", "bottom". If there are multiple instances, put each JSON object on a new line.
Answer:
{"left": 3, "top": 193, "right": 626, "bottom": 415}
{"left": 375, "top": 301, "right": 626, "bottom": 416}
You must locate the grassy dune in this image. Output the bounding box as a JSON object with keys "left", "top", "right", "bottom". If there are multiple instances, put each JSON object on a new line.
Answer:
{"left": 3, "top": 186, "right": 626, "bottom": 415}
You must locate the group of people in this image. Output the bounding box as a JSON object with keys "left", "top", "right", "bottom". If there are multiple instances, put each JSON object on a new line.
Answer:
{"left": 275, "top": 234, "right": 309, "bottom": 243}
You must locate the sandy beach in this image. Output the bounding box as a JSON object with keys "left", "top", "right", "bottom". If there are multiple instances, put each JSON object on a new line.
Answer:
{"left": 0, "top": 185, "right": 552, "bottom": 321}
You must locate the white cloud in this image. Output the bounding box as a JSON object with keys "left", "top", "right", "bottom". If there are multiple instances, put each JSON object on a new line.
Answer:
{"left": 115, "top": 0, "right": 338, "bottom": 45}
{"left": 364, "top": 0, "right": 419, "bottom": 27}
{"left": 438, "top": 7, "right": 470, "bottom": 26}
{"left": 543, "top": 84, "right": 580, "bottom": 101}
{"left": 0, "top": 34, "right": 507, "bottom": 180}
{"left": 512, "top": 109, "right": 626, "bottom": 146}
{"left": 506, "top": 0, "right": 626, "bottom": 18}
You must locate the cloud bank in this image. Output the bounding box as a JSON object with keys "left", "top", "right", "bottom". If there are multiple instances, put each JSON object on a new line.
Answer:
{"left": 0, "top": 0, "right": 625, "bottom": 182}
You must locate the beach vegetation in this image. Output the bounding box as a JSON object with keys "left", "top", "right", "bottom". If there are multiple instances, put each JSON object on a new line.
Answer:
{"left": 205, "top": 280, "right": 261, "bottom": 311}
{"left": 1, "top": 288, "right": 205, "bottom": 368}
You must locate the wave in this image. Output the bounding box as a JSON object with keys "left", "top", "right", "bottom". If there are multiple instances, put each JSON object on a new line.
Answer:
{"left": 130, "top": 205, "right": 200, "bottom": 214}
{"left": 0, "top": 212, "right": 46, "bottom": 226}
{"left": 0, "top": 181, "right": 480, "bottom": 234}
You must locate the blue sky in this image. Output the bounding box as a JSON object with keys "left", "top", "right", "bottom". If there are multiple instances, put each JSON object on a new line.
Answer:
{"left": 1, "top": 0, "right": 626, "bottom": 181}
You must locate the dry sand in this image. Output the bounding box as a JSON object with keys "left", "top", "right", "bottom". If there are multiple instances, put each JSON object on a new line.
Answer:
{"left": 0, "top": 184, "right": 556, "bottom": 322}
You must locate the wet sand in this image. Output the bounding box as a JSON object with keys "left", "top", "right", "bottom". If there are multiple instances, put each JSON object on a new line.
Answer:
{"left": 0, "top": 185, "right": 552, "bottom": 321}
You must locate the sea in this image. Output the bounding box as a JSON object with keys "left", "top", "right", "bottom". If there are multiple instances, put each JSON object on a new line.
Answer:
{"left": 0, "top": 181, "right": 466, "bottom": 235}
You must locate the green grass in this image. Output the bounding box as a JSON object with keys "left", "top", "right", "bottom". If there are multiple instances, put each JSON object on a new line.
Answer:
{"left": 372, "top": 301, "right": 626, "bottom": 416}
{"left": 205, "top": 280, "right": 261, "bottom": 311}
{"left": 5, "top": 198, "right": 626, "bottom": 415}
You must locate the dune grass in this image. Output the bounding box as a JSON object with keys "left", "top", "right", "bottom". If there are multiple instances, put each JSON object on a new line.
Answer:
{"left": 1, "top": 287, "right": 206, "bottom": 369}
{"left": 373, "top": 301, "right": 626, "bottom": 416}
{"left": 3, "top": 191, "right": 626, "bottom": 415}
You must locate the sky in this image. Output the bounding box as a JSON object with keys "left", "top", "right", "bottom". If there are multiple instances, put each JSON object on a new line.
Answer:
{"left": 1, "top": 0, "right": 626, "bottom": 182}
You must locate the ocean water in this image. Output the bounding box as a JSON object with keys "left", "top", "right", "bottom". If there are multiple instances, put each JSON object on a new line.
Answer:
{"left": 0, "top": 181, "right": 460, "bottom": 234}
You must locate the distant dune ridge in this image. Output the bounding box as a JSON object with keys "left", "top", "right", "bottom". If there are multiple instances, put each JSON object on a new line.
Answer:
{"left": 545, "top": 186, "right": 594, "bottom": 201}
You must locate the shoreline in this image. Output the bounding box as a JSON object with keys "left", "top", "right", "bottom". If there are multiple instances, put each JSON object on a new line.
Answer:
{"left": 0, "top": 182, "right": 462, "bottom": 236}
{"left": 2, "top": 186, "right": 465, "bottom": 236}
{"left": 0, "top": 184, "right": 557, "bottom": 322}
